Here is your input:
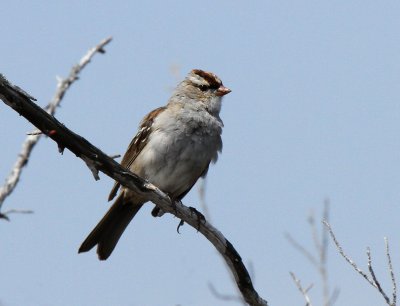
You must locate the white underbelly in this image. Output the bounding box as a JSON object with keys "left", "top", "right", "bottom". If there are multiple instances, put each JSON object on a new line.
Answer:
{"left": 131, "top": 129, "right": 218, "bottom": 197}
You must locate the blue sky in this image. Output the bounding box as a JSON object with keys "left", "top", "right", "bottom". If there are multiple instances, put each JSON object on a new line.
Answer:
{"left": 1, "top": 1, "right": 400, "bottom": 305}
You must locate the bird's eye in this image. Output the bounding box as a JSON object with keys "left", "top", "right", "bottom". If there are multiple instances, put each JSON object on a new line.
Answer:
{"left": 199, "top": 85, "right": 208, "bottom": 91}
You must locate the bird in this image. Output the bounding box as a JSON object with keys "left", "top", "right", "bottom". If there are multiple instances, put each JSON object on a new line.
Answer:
{"left": 78, "top": 69, "right": 231, "bottom": 260}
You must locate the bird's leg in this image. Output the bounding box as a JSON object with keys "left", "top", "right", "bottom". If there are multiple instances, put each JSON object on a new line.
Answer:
{"left": 172, "top": 198, "right": 182, "bottom": 215}
{"left": 188, "top": 207, "right": 206, "bottom": 231}
{"left": 151, "top": 194, "right": 179, "bottom": 217}
{"left": 172, "top": 197, "right": 205, "bottom": 232}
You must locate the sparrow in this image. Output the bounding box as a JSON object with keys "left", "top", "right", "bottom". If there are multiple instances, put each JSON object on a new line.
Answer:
{"left": 78, "top": 69, "right": 231, "bottom": 260}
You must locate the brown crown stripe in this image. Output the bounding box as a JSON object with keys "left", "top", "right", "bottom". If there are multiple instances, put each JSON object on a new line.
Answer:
{"left": 192, "top": 69, "right": 222, "bottom": 89}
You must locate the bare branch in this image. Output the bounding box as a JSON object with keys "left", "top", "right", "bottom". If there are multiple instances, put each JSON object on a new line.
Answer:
{"left": 82, "top": 155, "right": 101, "bottom": 181}
{"left": 26, "top": 130, "right": 43, "bottom": 136}
{"left": 208, "top": 282, "right": 246, "bottom": 304}
{"left": 287, "top": 201, "right": 337, "bottom": 306}
{"left": 0, "top": 37, "right": 113, "bottom": 216}
{"left": 323, "top": 220, "right": 375, "bottom": 286}
{"left": 324, "top": 220, "right": 396, "bottom": 306}
{"left": 208, "top": 262, "right": 253, "bottom": 306}
{"left": 285, "top": 232, "right": 318, "bottom": 267}
{"left": 367, "top": 247, "right": 390, "bottom": 304}
{"left": 309, "top": 210, "right": 322, "bottom": 253}
{"left": 0, "top": 209, "right": 34, "bottom": 221}
{"left": 45, "top": 37, "right": 112, "bottom": 114}
{"left": 109, "top": 154, "right": 121, "bottom": 160}
{"left": 290, "top": 272, "right": 313, "bottom": 306}
{"left": 199, "top": 177, "right": 249, "bottom": 305}
{"left": 320, "top": 200, "right": 331, "bottom": 306}
{"left": 328, "top": 288, "right": 340, "bottom": 306}
{"left": 0, "top": 75, "right": 268, "bottom": 306}
{"left": 321, "top": 200, "right": 330, "bottom": 265}
{"left": 385, "top": 238, "right": 397, "bottom": 306}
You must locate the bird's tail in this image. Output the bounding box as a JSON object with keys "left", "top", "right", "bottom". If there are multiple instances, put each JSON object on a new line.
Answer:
{"left": 78, "top": 193, "right": 143, "bottom": 260}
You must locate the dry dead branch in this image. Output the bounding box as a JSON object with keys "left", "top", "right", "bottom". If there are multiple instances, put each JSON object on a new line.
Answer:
{"left": 286, "top": 200, "right": 339, "bottom": 306}
{"left": 323, "top": 220, "right": 397, "bottom": 306}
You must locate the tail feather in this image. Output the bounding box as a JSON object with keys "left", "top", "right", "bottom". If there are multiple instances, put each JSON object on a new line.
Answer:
{"left": 79, "top": 194, "right": 143, "bottom": 260}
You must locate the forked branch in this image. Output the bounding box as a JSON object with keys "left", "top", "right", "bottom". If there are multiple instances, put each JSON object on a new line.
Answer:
{"left": 323, "top": 220, "right": 397, "bottom": 306}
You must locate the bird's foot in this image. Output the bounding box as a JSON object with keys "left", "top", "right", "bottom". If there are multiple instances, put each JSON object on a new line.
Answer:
{"left": 188, "top": 207, "right": 206, "bottom": 231}
{"left": 176, "top": 206, "right": 206, "bottom": 233}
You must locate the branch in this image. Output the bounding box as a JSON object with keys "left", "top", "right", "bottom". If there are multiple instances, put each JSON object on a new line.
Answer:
{"left": 367, "top": 247, "right": 390, "bottom": 304}
{"left": 290, "top": 272, "right": 313, "bottom": 306}
{"left": 0, "top": 75, "right": 268, "bottom": 306}
{"left": 208, "top": 282, "right": 246, "bottom": 304}
{"left": 285, "top": 232, "right": 318, "bottom": 267}
{"left": 385, "top": 237, "right": 397, "bottom": 306}
{"left": 324, "top": 220, "right": 396, "bottom": 306}
{"left": 0, "top": 37, "right": 113, "bottom": 218}
{"left": 286, "top": 201, "right": 338, "bottom": 306}
{"left": 0, "top": 209, "right": 34, "bottom": 221}
{"left": 199, "top": 179, "right": 249, "bottom": 306}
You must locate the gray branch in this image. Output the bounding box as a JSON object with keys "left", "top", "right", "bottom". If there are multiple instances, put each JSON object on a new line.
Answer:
{"left": 290, "top": 271, "right": 313, "bottom": 306}
{"left": 324, "top": 220, "right": 396, "bottom": 306}
{"left": 286, "top": 200, "right": 338, "bottom": 306}
{"left": 385, "top": 238, "right": 397, "bottom": 306}
{"left": 0, "top": 37, "right": 112, "bottom": 219}
{"left": 0, "top": 75, "right": 268, "bottom": 306}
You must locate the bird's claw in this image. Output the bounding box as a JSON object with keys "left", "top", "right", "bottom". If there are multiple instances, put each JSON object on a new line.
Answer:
{"left": 189, "top": 207, "right": 206, "bottom": 231}
{"left": 176, "top": 219, "right": 185, "bottom": 233}
{"left": 176, "top": 207, "right": 206, "bottom": 233}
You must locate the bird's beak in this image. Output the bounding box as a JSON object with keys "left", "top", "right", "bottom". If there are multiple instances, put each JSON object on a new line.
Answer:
{"left": 216, "top": 85, "right": 231, "bottom": 96}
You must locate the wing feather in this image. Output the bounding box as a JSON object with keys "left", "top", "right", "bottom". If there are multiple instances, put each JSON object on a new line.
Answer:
{"left": 108, "top": 107, "right": 166, "bottom": 201}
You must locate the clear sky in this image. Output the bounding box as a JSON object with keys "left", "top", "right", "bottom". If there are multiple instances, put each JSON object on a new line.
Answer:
{"left": 1, "top": 1, "right": 400, "bottom": 305}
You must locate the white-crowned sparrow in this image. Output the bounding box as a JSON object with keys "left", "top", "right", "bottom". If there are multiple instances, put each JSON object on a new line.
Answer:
{"left": 78, "top": 69, "right": 231, "bottom": 260}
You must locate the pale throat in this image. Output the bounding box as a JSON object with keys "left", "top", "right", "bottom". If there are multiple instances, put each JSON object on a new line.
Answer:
{"left": 206, "top": 95, "right": 222, "bottom": 116}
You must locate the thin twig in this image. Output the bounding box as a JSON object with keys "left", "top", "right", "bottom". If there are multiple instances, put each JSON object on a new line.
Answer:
{"left": 109, "top": 154, "right": 121, "bottom": 160}
{"left": 328, "top": 288, "right": 340, "bottom": 306}
{"left": 321, "top": 200, "right": 330, "bottom": 265}
{"left": 309, "top": 211, "right": 322, "bottom": 253}
{"left": 0, "top": 209, "right": 34, "bottom": 221}
{"left": 0, "top": 37, "right": 112, "bottom": 218}
{"left": 320, "top": 200, "right": 330, "bottom": 306}
{"left": 324, "top": 220, "right": 397, "bottom": 306}
{"left": 200, "top": 177, "right": 246, "bottom": 305}
{"left": 367, "top": 247, "right": 390, "bottom": 303}
{"left": 26, "top": 131, "right": 43, "bottom": 136}
{"left": 285, "top": 232, "right": 318, "bottom": 267}
{"left": 323, "top": 220, "right": 375, "bottom": 286}
{"left": 286, "top": 201, "right": 337, "bottom": 306}
{"left": 290, "top": 272, "right": 313, "bottom": 306}
{"left": 208, "top": 283, "right": 245, "bottom": 304}
{"left": 385, "top": 237, "right": 397, "bottom": 306}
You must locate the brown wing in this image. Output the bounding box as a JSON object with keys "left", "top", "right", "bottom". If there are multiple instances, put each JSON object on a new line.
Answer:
{"left": 108, "top": 107, "right": 166, "bottom": 201}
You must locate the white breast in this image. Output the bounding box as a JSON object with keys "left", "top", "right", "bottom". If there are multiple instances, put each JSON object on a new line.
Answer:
{"left": 131, "top": 105, "right": 223, "bottom": 197}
